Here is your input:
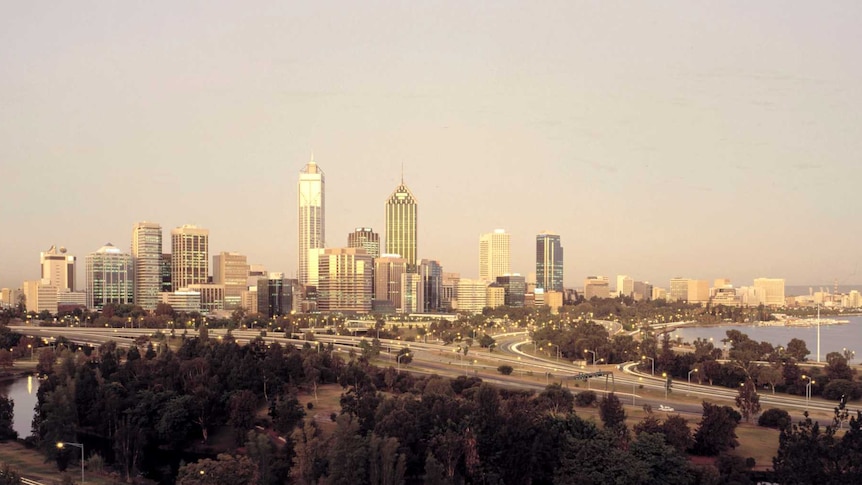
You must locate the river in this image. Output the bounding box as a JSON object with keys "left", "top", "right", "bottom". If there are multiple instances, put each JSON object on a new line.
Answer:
{"left": 670, "top": 315, "right": 862, "bottom": 362}
{"left": 0, "top": 374, "right": 40, "bottom": 438}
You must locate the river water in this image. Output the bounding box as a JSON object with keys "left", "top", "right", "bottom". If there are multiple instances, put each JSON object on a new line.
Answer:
{"left": 0, "top": 374, "right": 39, "bottom": 438}
{"left": 670, "top": 315, "right": 862, "bottom": 362}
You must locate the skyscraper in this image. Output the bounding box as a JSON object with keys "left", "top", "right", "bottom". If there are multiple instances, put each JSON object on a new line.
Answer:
{"left": 536, "top": 232, "right": 563, "bottom": 292}
{"left": 132, "top": 222, "right": 162, "bottom": 311}
{"left": 40, "top": 245, "right": 76, "bottom": 292}
{"left": 317, "top": 248, "right": 373, "bottom": 313}
{"left": 419, "top": 259, "right": 443, "bottom": 312}
{"left": 298, "top": 156, "right": 325, "bottom": 286}
{"left": 385, "top": 181, "right": 418, "bottom": 270}
{"left": 347, "top": 227, "right": 380, "bottom": 258}
{"left": 479, "top": 229, "right": 510, "bottom": 282}
{"left": 86, "top": 243, "right": 134, "bottom": 310}
{"left": 171, "top": 225, "right": 209, "bottom": 289}
{"left": 374, "top": 255, "right": 408, "bottom": 312}
{"left": 213, "top": 251, "right": 249, "bottom": 310}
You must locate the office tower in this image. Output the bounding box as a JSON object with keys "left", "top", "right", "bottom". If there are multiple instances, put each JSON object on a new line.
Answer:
{"left": 536, "top": 232, "right": 564, "bottom": 292}
{"left": 131, "top": 222, "right": 162, "bottom": 311}
{"left": 213, "top": 252, "right": 249, "bottom": 310}
{"left": 632, "top": 281, "right": 653, "bottom": 302}
{"left": 171, "top": 225, "right": 209, "bottom": 290}
{"left": 248, "top": 264, "right": 268, "bottom": 278}
{"left": 317, "top": 248, "right": 373, "bottom": 313}
{"left": 348, "top": 227, "right": 380, "bottom": 259}
{"left": 687, "top": 280, "right": 710, "bottom": 304}
{"left": 160, "top": 290, "right": 201, "bottom": 314}
{"left": 545, "top": 291, "right": 563, "bottom": 314}
{"left": 669, "top": 277, "right": 689, "bottom": 302}
{"left": 616, "top": 275, "right": 634, "bottom": 298}
{"left": 486, "top": 283, "right": 505, "bottom": 309}
{"left": 160, "top": 254, "right": 172, "bottom": 292}
{"left": 86, "top": 243, "right": 134, "bottom": 310}
{"left": 298, "top": 157, "right": 325, "bottom": 286}
{"left": 40, "top": 245, "right": 76, "bottom": 292}
{"left": 441, "top": 272, "right": 460, "bottom": 311}
{"left": 400, "top": 273, "right": 424, "bottom": 314}
{"left": 257, "top": 273, "right": 298, "bottom": 317}
{"left": 385, "top": 180, "right": 418, "bottom": 270}
{"left": 652, "top": 287, "right": 668, "bottom": 300}
{"left": 374, "top": 255, "right": 408, "bottom": 312}
{"left": 479, "top": 229, "right": 510, "bottom": 282}
{"left": 22, "top": 280, "right": 58, "bottom": 314}
{"left": 583, "top": 276, "right": 610, "bottom": 299}
{"left": 0, "top": 288, "right": 12, "bottom": 307}
{"left": 419, "top": 259, "right": 442, "bottom": 312}
{"left": 456, "top": 278, "right": 489, "bottom": 314}
{"left": 496, "top": 274, "right": 526, "bottom": 307}
{"left": 753, "top": 278, "right": 786, "bottom": 307}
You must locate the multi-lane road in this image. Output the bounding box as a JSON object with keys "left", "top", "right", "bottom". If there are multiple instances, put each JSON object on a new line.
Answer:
{"left": 9, "top": 324, "right": 844, "bottom": 418}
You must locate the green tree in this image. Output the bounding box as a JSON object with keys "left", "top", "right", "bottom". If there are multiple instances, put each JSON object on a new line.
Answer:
{"left": 735, "top": 379, "right": 761, "bottom": 423}
{"left": 537, "top": 384, "right": 574, "bottom": 416}
{"left": 176, "top": 453, "right": 259, "bottom": 485}
{"left": 629, "top": 432, "right": 695, "bottom": 485}
{"left": 786, "top": 338, "right": 810, "bottom": 362}
{"left": 599, "top": 392, "right": 627, "bottom": 429}
{"left": 0, "top": 463, "right": 22, "bottom": 485}
{"left": 693, "top": 402, "right": 739, "bottom": 455}
{"left": 0, "top": 397, "right": 15, "bottom": 441}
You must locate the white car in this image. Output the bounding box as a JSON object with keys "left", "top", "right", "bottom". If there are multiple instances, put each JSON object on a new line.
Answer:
{"left": 658, "top": 404, "right": 675, "bottom": 412}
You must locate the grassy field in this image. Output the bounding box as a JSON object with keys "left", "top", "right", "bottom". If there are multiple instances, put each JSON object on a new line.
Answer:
{"left": 0, "top": 440, "right": 120, "bottom": 484}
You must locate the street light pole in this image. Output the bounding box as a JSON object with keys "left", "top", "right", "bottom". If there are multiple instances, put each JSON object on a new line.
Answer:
{"left": 662, "top": 372, "right": 669, "bottom": 400}
{"left": 688, "top": 369, "right": 698, "bottom": 394}
{"left": 396, "top": 352, "right": 410, "bottom": 373}
{"left": 57, "top": 442, "right": 84, "bottom": 483}
{"left": 802, "top": 375, "right": 814, "bottom": 409}
{"left": 548, "top": 343, "right": 561, "bottom": 360}
{"left": 584, "top": 349, "right": 597, "bottom": 366}
{"left": 641, "top": 355, "right": 655, "bottom": 376}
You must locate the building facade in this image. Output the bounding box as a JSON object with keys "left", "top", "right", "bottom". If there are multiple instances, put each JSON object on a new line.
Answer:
{"left": 479, "top": 229, "right": 510, "bottom": 282}
{"left": 41, "top": 245, "right": 76, "bottom": 292}
{"left": 400, "top": 273, "right": 424, "bottom": 314}
{"left": 257, "top": 273, "right": 298, "bottom": 317}
{"left": 496, "top": 274, "right": 526, "bottom": 307}
{"left": 298, "top": 157, "right": 325, "bottom": 287}
{"left": 583, "top": 276, "right": 610, "bottom": 300}
{"left": 213, "top": 252, "right": 249, "bottom": 310}
{"left": 753, "top": 278, "right": 786, "bottom": 307}
{"left": 374, "top": 255, "right": 408, "bottom": 312}
{"left": 536, "top": 232, "right": 564, "bottom": 292}
{"left": 171, "top": 225, "right": 209, "bottom": 290}
{"left": 86, "top": 243, "right": 134, "bottom": 310}
{"left": 669, "top": 277, "right": 689, "bottom": 302}
{"left": 160, "top": 253, "right": 172, "bottom": 293}
{"left": 22, "top": 280, "right": 58, "bottom": 314}
{"left": 317, "top": 248, "right": 373, "bottom": 313}
{"left": 132, "top": 222, "right": 163, "bottom": 311}
{"left": 385, "top": 182, "right": 418, "bottom": 270}
{"left": 347, "top": 227, "right": 380, "bottom": 259}
{"left": 419, "top": 259, "right": 443, "bottom": 312}
{"left": 456, "top": 278, "right": 489, "bottom": 313}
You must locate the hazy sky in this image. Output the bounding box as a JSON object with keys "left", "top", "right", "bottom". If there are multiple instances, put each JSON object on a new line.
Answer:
{"left": 2, "top": 1, "right": 861, "bottom": 291}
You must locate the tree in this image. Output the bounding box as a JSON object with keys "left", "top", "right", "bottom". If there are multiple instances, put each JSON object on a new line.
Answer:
{"left": 497, "top": 365, "right": 513, "bottom": 375}
{"left": 758, "top": 408, "right": 791, "bottom": 430}
{"left": 574, "top": 390, "right": 597, "bottom": 407}
{"left": 735, "top": 379, "right": 761, "bottom": 423}
{"left": 629, "top": 432, "right": 695, "bottom": 485}
{"left": 599, "top": 392, "right": 627, "bottom": 429}
{"left": 228, "top": 390, "right": 258, "bottom": 446}
{"left": 756, "top": 364, "right": 784, "bottom": 394}
{"left": 176, "top": 454, "right": 259, "bottom": 485}
{"left": 326, "top": 415, "right": 370, "bottom": 484}
{"left": 693, "top": 402, "right": 740, "bottom": 455}
{"left": 786, "top": 338, "right": 810, "bottom": 362}
{"left": 537, "top": 384, "right": 574, "bottom": 416}
{"left": 661, "top": 414, "right": 694, "bottom": 454}
{"left": 0, "top": 396, "right": 16, "bottom": 441}
{"left": 0, "top": 463, "right": 22, "bottom": 485}
{"left": 0, "top": 351, "right": 12, "bottom": 373}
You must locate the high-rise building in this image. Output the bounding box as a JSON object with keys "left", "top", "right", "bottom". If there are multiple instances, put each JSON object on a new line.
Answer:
{"left": 298, "top": 157, "right": 325, "bottom": 286}
{"left": 40, "top": 245, "right": 76, "bottom": 292}
{"left": 348, "top": 227, "right": 380, "bottom": 259}
{"left": 374, "top": 255, "right": 408, "bottom": 312}
{"left": 185, "top": 283, "right": 225, "bottom": 314}
{"left": 385, "top": 180, "right": 418, "bottom": 270}
{"left": 400, "top": 273, "right": 424, "bottom": 314}
{"left": 536, "top": 232, "right": 564, "bottom": 292}
{"left": 583, "top": 276, "right": 610, "bottom": 299}
{"left": 22, "top": 280, "right": 58, "bottom": 314}
{"left": 486, "top": 283, "right": 505, "bottom": 309}
{"left": 753, "top": 278, "right": 786, "bottom": 307}
{"left": 317, "top": 248, "right": 373, "bottom": 313}
{"left": 257, "top": 273, "right": 298, "bottom": 317}
{"left": 456, "top": 278, "right": 489, "bottom": 314}
{"left": 496, "top": 274, "right": 526, "bottom": 307}
{"left": 616, "top": 275, "right": 634, "bottom": 298}
{"left": 687, "top": 280, "right": 710, "bottom": 304}
{"left": 86, "top": 243, "right": 134, "bottom": 310}
{"left": 171, "top": 225, "right": 209, "bottom": 290}
{"left": 632, "top": 281, "right": 653, "bottom": 302}
{"left": 669, "top": 277, "right": 689, "bottom": 302}
{"left": 479, "top": 229, "right": 510, "bottom": 282}
{"left": 419, "top": 259, "right": 443, "bottom": 312}
{"left": 441, "top": 272, "right": 460, "bottom": 311}
{"left": 132, "top": 222, "right": 162, "bottom": 311}
{"left": 160, "top": 254, "right": 172, "bottom": 293}
{"left": 213, "top": 252, "right": 249, "bottom": 310}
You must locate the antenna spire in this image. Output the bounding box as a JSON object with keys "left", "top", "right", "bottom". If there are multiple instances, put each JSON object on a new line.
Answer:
{"left": 401, "top": 162, "right": 404, "bottom": 184}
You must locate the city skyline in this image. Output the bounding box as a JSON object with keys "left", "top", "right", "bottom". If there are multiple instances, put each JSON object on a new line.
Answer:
{"left": 2, "top": 2, "right": 861, "bottom": 290}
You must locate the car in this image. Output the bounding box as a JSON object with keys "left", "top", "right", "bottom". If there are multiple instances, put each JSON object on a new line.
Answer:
{"left": 658, "top": 404, "right": 675, "bottom": 412}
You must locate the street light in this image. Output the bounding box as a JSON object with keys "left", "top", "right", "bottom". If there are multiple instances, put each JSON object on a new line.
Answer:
{"left": 802, "top": 375, "right": 815, "bottom": 409}
{"left": 632, "top": 376, "right": 643, "bottom": 406}
{"left": 584, "top": 349, "right": 597, "bottom": 366}
{"left": 662, "top": 372, "right": 668, "bottom": 399}
{"left": 547, "top": 343, "right": 561, "bottom": 360}
{"left": 688, "top": 369, "right": 698, "bottom": 394}
{"left": 641, "top": 355, "right": 655, "bottom": 376}
{"left": 396, "top": 352, "right": 410, "bottom": 373}
{"left": 57, "top": 442, "right": 84, "bottom": 483}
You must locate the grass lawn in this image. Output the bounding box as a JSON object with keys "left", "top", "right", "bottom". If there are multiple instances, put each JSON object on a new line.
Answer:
{"left": 0, "top": 440, "right": 120, "bottom": 484}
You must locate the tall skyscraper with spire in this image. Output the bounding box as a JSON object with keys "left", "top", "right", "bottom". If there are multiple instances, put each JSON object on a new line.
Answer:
{"left": 536, "top": 232, "right": 564, "bottom": 292}
{"left": 298, "top": 155, "right": 325, "bottom": 287}
{"left": 385, "top": 177, "right": 418, "bottom": 271}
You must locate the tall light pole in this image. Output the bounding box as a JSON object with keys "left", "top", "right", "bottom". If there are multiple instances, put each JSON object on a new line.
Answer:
{"left": 802, "top": 375, "right": 815, "bottom": 409}
{"left": 641, "top": 355, "right": 655, "bottom": 376}
{"left": 57, "top": 442, "right": 84, "bottom": 483}
{"left": 688, "top": 369, "right": 698, "bottom": 394}
{"left": 547, "top": 343, "right": 561, "bottom": 360}
{"left": 662, "top": 372, "right": 668, "bottom": 400}
{"left": 584, "top": 349, "right": 597, "bottom": 366}
{"left": 632, "top": 377, "right": 643, "bottom": 406}
{"left": 396, "top": 352, "right": 410, "bottom": 373}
